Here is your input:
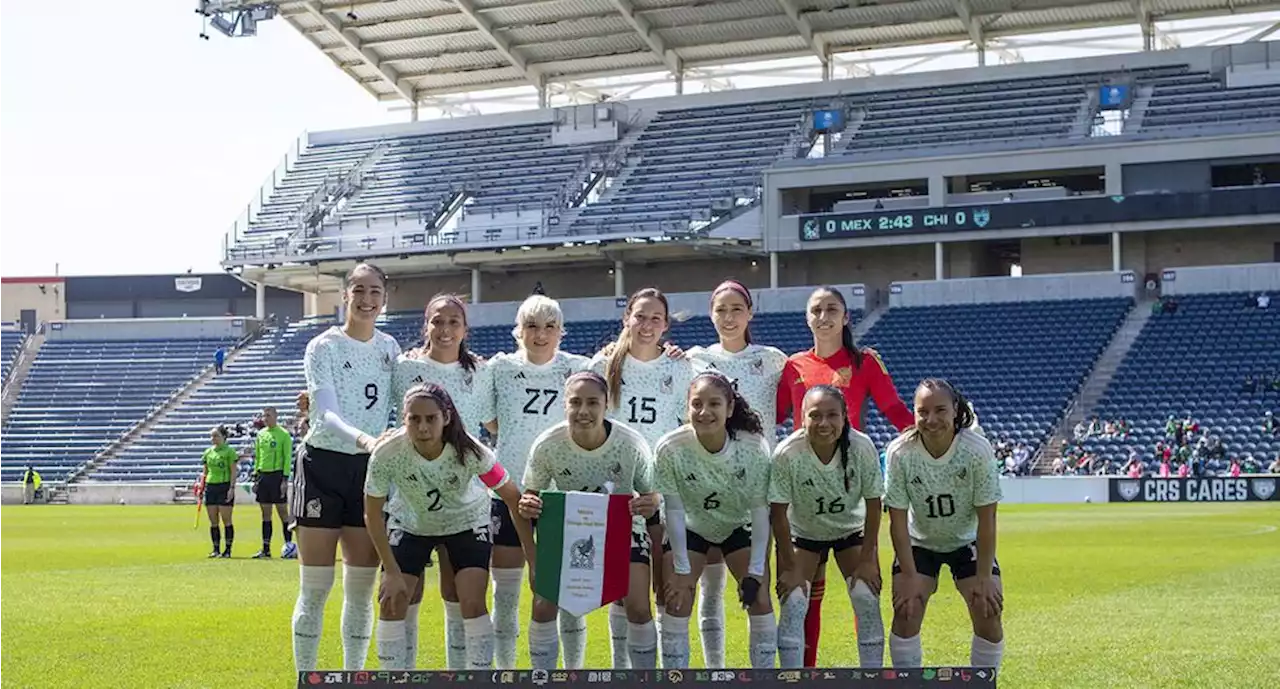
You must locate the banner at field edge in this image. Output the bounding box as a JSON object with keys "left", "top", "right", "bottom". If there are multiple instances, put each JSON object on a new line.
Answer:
{"left": 297, "top": 667, "right": 1000, "bottom": 688}
{"left": 1108, "top": 476, "right": 1277, "bottom": 503}
{"left": 534, "top": 491, "right": 632, "bottom": 616}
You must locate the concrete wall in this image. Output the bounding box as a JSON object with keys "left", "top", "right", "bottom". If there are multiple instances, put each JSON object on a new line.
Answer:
{"left": 998, "top": 477, "right": 1110, "bottom": 504}
{"left": 779, "top": 245, "right": 935, "bottom": 306}
{"left": 1, "top": 278, "right": 67, "bottom": 325}
{"left": 890, "top": 271, "right": 1137, "bottom": 307}
{"left": 46, "top": 317, "right": 259, "bottom": 342}
{"left": 1159, "top": 262, "right": 1280, "bottom": 295}
{"left": 1021, "top": 235, "right": 1114, "bottom": 275}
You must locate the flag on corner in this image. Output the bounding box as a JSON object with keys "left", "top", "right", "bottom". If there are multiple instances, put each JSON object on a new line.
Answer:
{"left": 534, "top": 490, "right": 632, "bottom": 616}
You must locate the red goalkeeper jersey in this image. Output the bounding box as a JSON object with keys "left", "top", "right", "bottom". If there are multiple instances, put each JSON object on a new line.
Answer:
{"left": 776, "top": 347, "right": 914, "bottom": 432}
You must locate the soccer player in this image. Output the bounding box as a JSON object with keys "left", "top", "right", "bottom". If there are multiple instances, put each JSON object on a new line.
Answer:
{"left": 686, "top": 279, "right": 787, "bottom": 668}
{"left": 484, "top": 295, "right": 591, "bottom": 669}
{"left": 366, "top": 384, "right": 532, "bottom": 670}
{"left": 201, "top": 426, "right": 239, "bottom": 558}
{"left": 776, "top": 285, "right": 913, "bottom": 667}
{"left": 292, "top": 262, "right": 402, "bottom": 672}
{"left": 884, "top": 378, "right": 1004, "bottom": 672}
{"left": 252, "top": 406, "right": 297, "bottom": 559}
{"left": 656, "top": 372, "right": 775, "bottom": 669}
{"left": 516, "top": 371, "right": 661, "bottom": 670}
{"left": 591, "top": 287, "right": 703, "bottom": 666}
{"left": 391, "top": 293, "right": 493, "bottom": 669}
{"left": 771, "top": 386, "right": 885, "bottom": 668}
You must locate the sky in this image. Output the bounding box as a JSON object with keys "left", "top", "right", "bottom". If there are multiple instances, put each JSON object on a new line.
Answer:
{"left": 1, "top": 4, "right": 1274, "bottom": 278}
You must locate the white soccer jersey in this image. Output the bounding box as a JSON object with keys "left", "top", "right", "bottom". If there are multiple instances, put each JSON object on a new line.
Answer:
{"left": 588, "top": 354, "right": 704, "bottom": 448}
{"left": 654, "top": 425, "right": 771, "bottom": 543}
{"left": 304, "top": 326, "right": 401, "bottom": 455}
{"left": 391, "top": 353, "right": 495, "bottom": 435}
{"left": 365, "top": 428, "right": 501, "bottom": 537}
{"left": 523, "top": 420, "right": 654, "bottom": 533}
{"left": 488, "top": 350, "right": 591, "bottom": 490}
{"left": 688, "top": 344, "right": 787, "bottom": 444}
{"left": 884, "top": 429, "right": 1002, "bottom": 553}
{"left": 768, "top": 428, "right": 883, "bottom": 541}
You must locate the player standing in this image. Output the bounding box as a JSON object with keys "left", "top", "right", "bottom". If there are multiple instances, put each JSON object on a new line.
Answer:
{"left": 366, "top": 385, "right": 533, "bottom": 670}
{"left": 655, "top": 372, "right": 775, "bottom": 669}
{"left": 391, "top": 293, "right": 493, "bottom": 669}
{"left": 686, "top": 279, "right": 787, "bottom": 668}
{"left": 884, "top": 378, "right": 1004, "bottom": 671}
{"left": 484, "top": 295, "right": 591, "bottom": 669}
{"left": 776, "top": 286, "right": 913, "bottom": 667}
{"left": 292, "top": 262, "right": 401, "bottom": 672}
{"left": 201, "top": 426, "right": 239, "bottom": 558}
{"left": 771, "top": 386, "right": 885, "bottom": 668}
{"left": 252, "top": 406, "right": 297, "bottom": 559}
{"left": 516, "top": 371, "right": 661, "bottom": 670}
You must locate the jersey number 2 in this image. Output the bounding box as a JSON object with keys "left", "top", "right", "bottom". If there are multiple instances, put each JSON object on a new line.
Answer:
{"left": 925, "top": 494, "right": 955, "bottom": 518}
{"left": 426, "top": 488, "right": 443, "bottom": 512}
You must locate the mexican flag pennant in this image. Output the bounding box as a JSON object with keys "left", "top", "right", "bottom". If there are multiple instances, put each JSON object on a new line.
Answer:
{"left": 534, "top": 490, "right": 632, "bottom": 616}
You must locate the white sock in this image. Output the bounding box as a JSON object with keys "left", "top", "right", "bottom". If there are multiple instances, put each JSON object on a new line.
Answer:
{"left": 971, "top": 635, "right": 1005, "bottom": 670}
{"left": 777, "top": 588, "right": 808, "bottom": 668}
{"left": 491, "top": 568, "right": 524, "bottom": 669}
{"left": 377, "top": 619, "right": 409, "bottom": 670}
{"left": 658, "top": 614, "right": 690, "bottom": 669}
{"left": 627, "top": 620, "right": 658, "bottom": 669}
{"left": 528, "top": 620, "right": 560, "bottom": 670}
{"left": 848, "top": 578, "right": 885, "bottom": 668}
{"left": 340, "top": 566, "right": 378, "bottom": 670}
{"left": 558, "top": 612, "right": 587, "bottom": 669}
{"left": 444, "top": 601, "right": 467, "bottom": 670}
{"left": 404, "top": 603, "right": 421, "bottom": 669}
{"left": 293, "top": 566, "right": 335, "bottom": 671}
{"left": 610, "top": 603, "right": 631, "bottom": 669}
{"left": 464, "top": 615, "right": 497, "bottom": 669}
{"left": 889, "top": 633, "right": 923, "bottom": 668}
{"left": 698, "top": 563, "right": 727, "bottom": 668}
{"left": 748, "top": 613, "right": 778, "bottom": 669}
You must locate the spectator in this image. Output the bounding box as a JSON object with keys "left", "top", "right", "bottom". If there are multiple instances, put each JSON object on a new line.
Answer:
{"left": 1073, "top": 419, "right": 1089, "bottom": 441}
{"left": 21, "top": 465, "right": 41, "bottom": 505}
{"left": 1158, "top": 458, "right": 1171, "bottom": 477}
{"left": 213, "top": 346, "right": 226, "bottom": 375}
{"left": 1151, "top": 298, "right": 1164, "bottom": 316}
{"left": 1116, "top": 418, "right": 1130, "bottom": 439}
{"left": 1102, "top": 420, "right": 1118, "bottom": 438}
{"left": 1087, "top": 415, "right": 1102, "bottom": 437}
{"left": 1125, "top": 456, "right": 1143, "bottom": 478}
{"left": 1269, "top": 456, "right": 1280, "bottom": 474}
{"left": 1264, "top": 411, "right": 1277, "bottom": 436}
{"left": 1164, "top": 416, "right": 1179, "bottom": 440}
{"left": 1229, "top": 458, "right": 1242, "bottom": 477}
{"left": 1164, "top": 296, "right": 1179, "bottom": 314}
{"left": 1176, "top": 461, "right": 1189, "bottom": 478}
{"left": 1012, "top": 443, "right": 1031, "bottom": 476}
{"left": 1243, "top": 376, "right": 1258, "bottom": 394}
{"left": 1257, "top": 292, "right": 1271, "bottom": 309}
{"left": 1052, "top": 455, "right": 1067, "bottom": 475}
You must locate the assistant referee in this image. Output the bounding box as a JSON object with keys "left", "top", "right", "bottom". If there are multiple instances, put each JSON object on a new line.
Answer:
{"left": 252, "top": 406, "right": 297, "bottom": 559}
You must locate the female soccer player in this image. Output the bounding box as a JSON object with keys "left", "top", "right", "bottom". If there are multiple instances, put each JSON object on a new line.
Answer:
{"left": 656, "top": 372, "right": 775, "bottom": 669}
{"left": 201, "top": 426, "right": 239, "bottom": 558}
{"left": 365, "top": 384, "right": 532, "bottom": 670}
{"left": 292, "top": 262, "right": 402, "bottom": 672}
{"left": 686, "top": 279, "right": 788, "bottom": 668}
{"left": 391, "top": 293, "right": 493, "bottom": 669}
{"left": 776, "top": 285, "right": 913, "bottom": 667}
{"left": 516, "top": 371, "right": 661, "bottom": 670}
{"left": 771, "top": 386, "right": 885, "bottom": 668}
{"left": 884, "top": 378, "right": 1004, "bottom": 671}
{"left": 591, "top": 287, "right": 703, "bottom": 667}
{"left": 484, "top": 295, "right": 591, "bottom": 669}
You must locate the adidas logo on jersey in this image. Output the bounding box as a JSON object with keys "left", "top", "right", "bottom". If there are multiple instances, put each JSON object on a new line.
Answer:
{"left": 802, "top": 478, "right": 816, "bottom": 487}
{"left": 685, "top": 473, "right": 697, "bottom": 481}
{"left": 911, "top": 476, "right": 924, "bottom": 485}
{"left": 514, "top": 372, "right": 528, "bottom": 380}
{"left": 343, "top": 361, "right": 353, "bottom": 370}
{"left": 406, "top": 474, "right": 419, "bottom": 482}
{"left": 412, "top": 375, "right": 424, "bottom": 384}
{"left": 560, "top": 468, "right": 573, "bottom": 477}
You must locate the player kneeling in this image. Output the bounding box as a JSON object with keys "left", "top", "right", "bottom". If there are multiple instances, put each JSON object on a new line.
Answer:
{"left": 517, "top": 371, "right": 661, "bottom": 670}
{"left": 885, "top": 379, "right": 1004, "bottom": 671}
{"left": 365, "top": 385, "right": 534, "bottom": 670}
{"left": 771, "top": 385, "right": 885, "bottom": 668}
{"left": 656, "top": 372, "right": 776, "bottom": 669}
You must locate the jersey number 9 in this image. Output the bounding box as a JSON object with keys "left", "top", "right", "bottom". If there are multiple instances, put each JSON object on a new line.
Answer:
{"left": 364, "top": 383, "right": 379, "bottom": 410}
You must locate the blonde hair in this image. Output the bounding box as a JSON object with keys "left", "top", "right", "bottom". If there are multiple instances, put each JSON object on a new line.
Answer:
{"left": 512, "top": 295, "right": 565, "bottom": 346}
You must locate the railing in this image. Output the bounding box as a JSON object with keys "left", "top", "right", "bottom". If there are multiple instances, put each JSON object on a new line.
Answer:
{"left": 225, "top": 131, "right": 307, "bottom": 246}
{"left": 1211, "top": 41, "right": 1280, "bottom": 76}
{"left": 284, "top": 139, "right": 390, "bottom": 243}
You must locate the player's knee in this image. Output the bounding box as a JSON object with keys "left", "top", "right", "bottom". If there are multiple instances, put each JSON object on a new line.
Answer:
{"left": 531, "top": 598, "right": 559, "bottom": 623}
{"left": 460, "top": 599, "right": 487, "bottom": 619}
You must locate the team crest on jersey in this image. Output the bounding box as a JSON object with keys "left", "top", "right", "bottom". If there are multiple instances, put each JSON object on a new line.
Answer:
{"left": 462, "top": 369, "right": 474, "bottom": 388}
{"left": 382, "top": 352, "right": 396, "bottom": 372}
{"left": 447, "top": 474, "right": 459, "bottom": 486}
{"left": 305, "top": 498, "right": 322, "bottom": 518}
{"left": 750, "top": 357, "right": 763, "bottom": 375}
{"left": 956, "top": 467, "right": 968, "bottom": 481}
{"left": 389, "top": 529, "right": 404, "bottom": 546}
{"left": 661, "top": 375, "right": 673, "bottom": 393}
{"left": 1252, "top": 479, "right": 1275, "bottom": 500}
{"left": 1116, "top": 480, "right": 1141, "bottom": 501}
{"left": 609, "top": 461, "right": 623, "bottom": 477}
{"left": 734, "top": 467, "right": 746, "bottom": 480}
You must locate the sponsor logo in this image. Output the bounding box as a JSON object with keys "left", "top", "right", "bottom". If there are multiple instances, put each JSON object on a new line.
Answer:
{"left": 1117, "top": 480, "right": 1141, "bottom": 501}
{"left": 1253, "top": 479, "right": 1276, "bottom": 500}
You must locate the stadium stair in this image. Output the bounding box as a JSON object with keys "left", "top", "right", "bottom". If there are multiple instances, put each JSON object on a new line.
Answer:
{"left": 1, "top": 330, "right": 46, "bottom": 428}
{"left": 66, "top": 329, "right": 264, "bottom": 485}
{"left": 1034, "top": 299, "right": 1152, "bottom": 473}
{"left": 851, "top": 303, "right": 890, "bottom": 341}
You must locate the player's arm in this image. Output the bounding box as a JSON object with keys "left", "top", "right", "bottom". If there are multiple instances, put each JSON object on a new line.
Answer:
{"left": 306, "top": 339, "right": 377, "bottom": 451}
{"left": 745, "top": 446, "right": 771, "bottom": 579}
{"left": 281, "top": 432, "right": 294, "bottom": 478}
{"left": 775, "top": 361, "right": 797, "bottom": 425}
{"left": 884, "top": 448, "right": 916, "bottom": 578}
{"left": 857, "top": 436, "right": 885, "bottom": 563}
{"left": 768, "top": 450, "right": 796, "bottom": 573}
{"left": 863, "top": 352, "right": 914, "bottom": 431}
{"left": 481, "top": 451, "right": 535, "bottom": 567}
{"left": 517, "top": 437, "right": 553, "bottom": 520}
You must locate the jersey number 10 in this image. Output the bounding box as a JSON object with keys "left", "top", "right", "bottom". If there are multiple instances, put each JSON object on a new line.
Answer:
{"left": 925, "top": 494, "right": 956, "bottom": 518}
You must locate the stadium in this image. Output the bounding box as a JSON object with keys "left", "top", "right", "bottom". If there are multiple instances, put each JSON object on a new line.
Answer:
{"left": 2, "top": 0, "right": 1280, "bottom": 686}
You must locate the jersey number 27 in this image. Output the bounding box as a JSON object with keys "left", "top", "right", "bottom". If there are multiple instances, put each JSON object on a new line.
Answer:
{"left": 523, "top": 388, "right": 559, "bottom": 415}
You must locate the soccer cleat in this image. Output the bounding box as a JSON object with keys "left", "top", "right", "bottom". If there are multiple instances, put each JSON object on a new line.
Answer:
{"left": 252, "top": 549, "right": 272, "bottom": 559}
{"left": 282, "top": 542, "right": 298, "bottom": 559}
{"left": 208, "top": 550, "right": 221, "bottom": 559}
{"left": 221, "top": 550, "right": 232, "bottom": 559}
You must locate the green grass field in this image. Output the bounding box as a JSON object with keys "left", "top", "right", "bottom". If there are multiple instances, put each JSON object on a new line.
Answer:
{"left": 3, "top": 503, "right": 1279, "bottom": 688}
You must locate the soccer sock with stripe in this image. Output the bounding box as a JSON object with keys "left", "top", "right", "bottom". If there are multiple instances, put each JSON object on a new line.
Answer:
{"left": 777, "top": 587, "right": 808, "bottom": 668}
{"left": 444, "top": 601, "right": 467, "bottom": 669}
{"left": 341, "top": 565, "right": 378, "bottom": 670}
{"left": 528, "top": 620, "right": 559, "bottom": 670}
{"left": 209, "top": 526, "right": 221, "bottom": 552}
{"left": 262, "top": 520, "right": 273, "bottom": 550}
{"left": 627, "top": 620, "right": 658, "bottom": 669}
{"left": 698, "top": 563, "right": 727, "bottom": 668}
{"left": 889, "top": 633, "right": 923, "bottom": 668}
{"left": 609, "top": 603, "right": 631, "bottom": 668}
{"left": 970, "top": 635, "right": 1004, "bottom": 671}
{"left": 376, "top": 619, "right": 409, "bottom": 670}
{"left": 404, "top": 603, "right": 421, "bottom": 669}
{"left": 293, "top": 565, "right": 335, "bottom": 671}
{"left": 658, "top": 613, "right": 690, "bottom": 669}
{"left": 558, "top": 612, "right": 587, "bottom": 669}
{"left": 803, "top": 579, "right": 825, "bottom": 667}
{"left": 847, "top": 578, "right": 885, "bottom": 668}
{"left": 464, "top": 615, "right": 496, "bottom": 669}
{"left": 748, "top": 613, "right": 778, "bottom": 669}
{"left": 491, "top": 567, "right": 523, "bottom": 669}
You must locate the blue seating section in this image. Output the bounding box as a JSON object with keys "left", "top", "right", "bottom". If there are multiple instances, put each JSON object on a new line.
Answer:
{"left": 1, "top": 330, "right": 24, "bottom": 382}
{"left": 1142, "top": 76, "right": 1280, "bottom": 130}
{"left": 856, "top": 299, "right": 1133, "bottom": 454}
{"left": 0, "top": 338, "right": 234, "bottom": 483}
{"left": 1081, "top": 293, "right": 1280, "bottom": 470}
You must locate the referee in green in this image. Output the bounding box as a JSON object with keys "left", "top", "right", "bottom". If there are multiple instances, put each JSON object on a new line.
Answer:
{"left": 252, "top": 406, "right": 297, "bottom": 559}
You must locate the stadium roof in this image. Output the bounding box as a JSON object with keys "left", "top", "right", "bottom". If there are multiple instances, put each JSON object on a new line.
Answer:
{"left": 212, "top": 0, "right": 1280, "bottom": 105}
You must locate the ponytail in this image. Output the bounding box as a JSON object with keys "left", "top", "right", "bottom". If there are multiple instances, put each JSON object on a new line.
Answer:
{"left": 604, "top": 288, "right": 668, "bottom": 409}
{"left": 711, "top": 280, "right": 755, "bottom": 345}
{"left": 805, "top": 385, "right": 854, "bottom": 491}
{"left": 424, "top": 294, "right": 479, "bottom": 373}
{"left": 402, "top": 384, "right": 485, "bottom": 466}
{"left": 905, "top": 378, "right": 975, "bottom": 441}
{"left": 812, "top": 286, "right": 863, "bottom": 368}
{"left": 691, "top": 371, "right": 764, "bottom": 439}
